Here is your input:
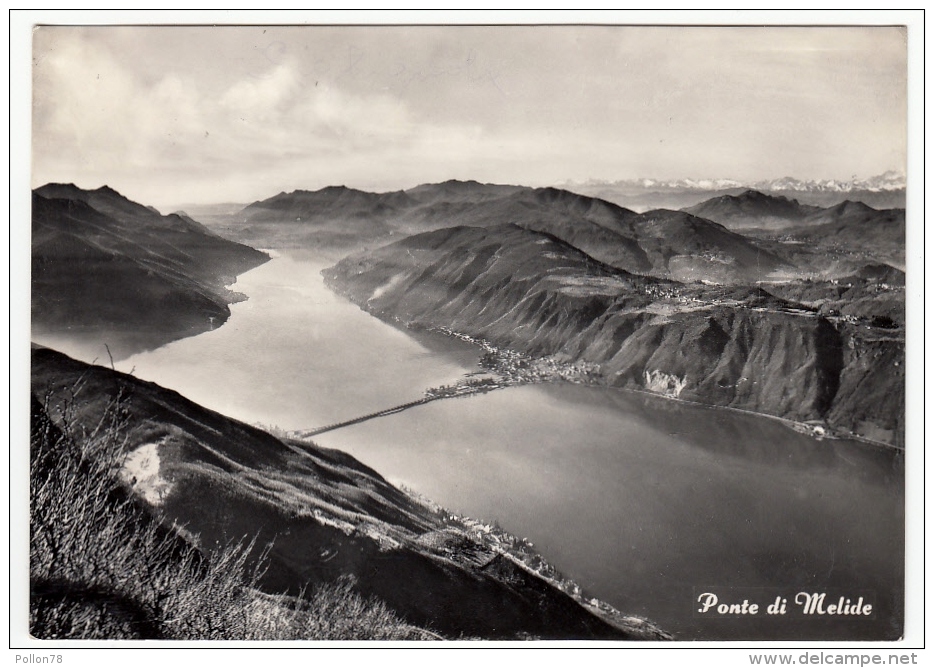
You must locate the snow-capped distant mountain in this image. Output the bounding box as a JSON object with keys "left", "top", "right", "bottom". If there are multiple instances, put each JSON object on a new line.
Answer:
{"left": 561, "top": 172, "right": 906, "bottom": 212}
{"left": 754, "top": 171, "right": 905, "bottom": 193}
{"left": 637, "top": 177, "right": 746, "bottom": 190}
{"left": 565, "top": 171, "right": 905, "bottom": 193}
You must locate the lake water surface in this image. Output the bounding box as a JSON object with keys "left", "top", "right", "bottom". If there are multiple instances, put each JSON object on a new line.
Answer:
{"left": 119, "top": 253, "right": 904, "bottom": 640}
{"left": 120, "top": 252, "right": 479, "bottom": 430}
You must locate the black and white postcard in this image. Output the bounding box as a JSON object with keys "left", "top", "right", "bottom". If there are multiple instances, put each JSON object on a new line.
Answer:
{"left": 14, "top": 10, "right": 924, "bottom": 656}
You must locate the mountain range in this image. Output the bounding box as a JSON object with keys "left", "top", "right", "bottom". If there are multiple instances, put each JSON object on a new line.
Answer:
{"left": 683, "top": 189, "right": 821, "bottom": 229}
{"left": 31, "top": 182, "right": 905, "bottom": 426}
{"left": 566, "top": 171, "right": 906, "bottom": 194}
{"left": 28, "top": 176, "right": 906, "bottom": 639}
{"left": 683, "top": 188, "right": 906, "bottom": 245}
{"left": 324, "top": 222, "right": 904, "bottom": 446}
{"left": 32, "top": 183, "right": 269, "bottom": 359}
{"left": 561, "top": 172, "right": 906, "bottom": 212}
{"left": 214, "top": 180, "right": 904, "bottom": 281}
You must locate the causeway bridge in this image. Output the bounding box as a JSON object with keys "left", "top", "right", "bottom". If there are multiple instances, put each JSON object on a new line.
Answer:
{"left": 291, "top": 397, "right": 439, "bottom": 439}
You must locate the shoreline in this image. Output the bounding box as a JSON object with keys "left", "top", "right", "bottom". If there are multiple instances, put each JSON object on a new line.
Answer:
{"left": 419, "top": 324, "right": 904, "bottom": 453}
{"left": 619, "top": 386, "right": 903, "bottom": 452}
{"left": 320, "top": 270, "right": 902, "bottom": 453}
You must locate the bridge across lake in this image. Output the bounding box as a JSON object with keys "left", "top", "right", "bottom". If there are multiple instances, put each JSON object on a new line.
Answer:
{"left": 292, "top": 397, "right": 439, "bottom": 438}
{"left": 292, "top": 380, "right": 514, "bottom": 439}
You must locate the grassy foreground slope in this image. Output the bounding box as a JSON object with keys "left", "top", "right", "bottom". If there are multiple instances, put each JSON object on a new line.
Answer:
{"left": 30, "top": 392, "right": 432, "bottom": 640}
{"left": 31, "top": 346, "right": 668, "bottom": 640}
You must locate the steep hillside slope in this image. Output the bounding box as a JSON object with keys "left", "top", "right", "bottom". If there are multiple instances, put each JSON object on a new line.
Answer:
{"left": 237, "top": 185, "right": 413, "bottom": 249}
{"left": 685, "top": 192, "right": 906, "bottom": 259}
{"left": 31, "top": 346, "right": 667, "bottom": 640}
{"left": 324, "top": 225, "right": 904, "bottom": 446}
{"left": 686, "top": 191, "right": 906, "bottom": 276}
{"left": 629, "top": 209, "right": 787, "bottom": 282}
{"left": 683, "top": 189, "right": 819, "bottom": 229}
{"left": 788, "top": 202, "right": 906, "bottom": 267}
{"left": 231, "top": 181, "right": 646, "bottom": 263}
{"left": 398, "top": 186, "right": 653, "bottom": 273}
{"left": 221, "top": 181, "right": 788, "bottom": 283}
{"left": 30, "top": 390, "right": 436, "bottom": 640}
{"left": 32, "top": 185, "right": 269, "bottom": 359}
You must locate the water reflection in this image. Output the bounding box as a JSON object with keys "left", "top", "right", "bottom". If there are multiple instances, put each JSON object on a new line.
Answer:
{"left": 316, "top": 385, "right": 904, "bottom": 640}
{"left": 118, "top": 254, "right": 479, "bottom": 430}
{"left": 95, "top": 253, "right": 902, "bottom": 640}
{"left": 555, "top": 386, "right": 903, "bottom": 485}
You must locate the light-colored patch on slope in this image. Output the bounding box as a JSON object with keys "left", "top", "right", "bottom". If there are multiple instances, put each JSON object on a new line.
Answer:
{"left": 121, "top": 442, "right": 173, "bottom": 505}
{"left": 551, "top": 275, "right": 629, "bottom": 297}
{"left": 369, "top": 273, "right": 405, "bottom": 302}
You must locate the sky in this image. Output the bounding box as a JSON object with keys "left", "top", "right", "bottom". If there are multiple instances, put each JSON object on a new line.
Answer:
{"left": 31, "top": 23, "right": 907, "bottom": 209}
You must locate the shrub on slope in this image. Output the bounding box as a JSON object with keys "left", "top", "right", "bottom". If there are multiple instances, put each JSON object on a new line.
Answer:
{"left": 29, "top": 391, "right": 432, "bottom": 640}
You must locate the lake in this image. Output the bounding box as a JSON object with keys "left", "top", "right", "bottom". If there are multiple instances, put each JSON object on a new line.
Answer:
{"left": 118, "top": 253, "right": 904, "bottom": 640}
{"left": 120, "top": 252, "right": 479, "bottom": 431}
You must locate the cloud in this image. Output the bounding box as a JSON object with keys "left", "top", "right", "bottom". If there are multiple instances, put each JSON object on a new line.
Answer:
{"left": 34, "top": 32, "right": 207, "bottom": 174}
{"left": 31, "top": 26, "right": 907, "bottom": 207}
{"left": 219, "top": 64, "right": 298, "bottom": 115}
{"left": 33, "top": 32, "right": 490, "bottom": 203}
